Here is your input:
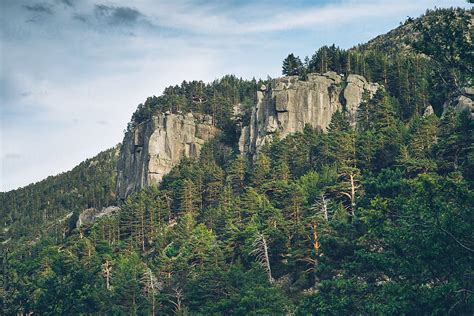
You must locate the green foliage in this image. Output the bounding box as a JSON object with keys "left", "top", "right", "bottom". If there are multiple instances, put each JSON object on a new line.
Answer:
{"left": 283, "top": 8, "right": 473, "bottom": 117}
{"left": 3, "top": 7, "right": 474, "bottom": 315}
{"left": 282, "top": 53, "right": 304, "bottom": 76}
{"left": 0, "top": 147, "right": 118, "bottom": 243}
{"left": 129, "top": 75, "right": 265, "bottom": 132}
{"left": 412, "top": 8, "right": 473, "bottom": 92}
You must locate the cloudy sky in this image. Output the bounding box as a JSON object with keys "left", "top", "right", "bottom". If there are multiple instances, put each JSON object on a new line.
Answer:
{"left": 0, "top": 0, "right": 470, "bottom": 191}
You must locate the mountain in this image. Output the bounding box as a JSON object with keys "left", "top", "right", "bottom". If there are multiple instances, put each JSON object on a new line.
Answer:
{"left": 1, "top": 7, "right": 473, "bottom": 315}
{"left": 0, "top": 147, "right": 118, "bottom": 243}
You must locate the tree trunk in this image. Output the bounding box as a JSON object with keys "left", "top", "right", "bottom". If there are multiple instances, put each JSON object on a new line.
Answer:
{"left": 350, "top": 173, "right": 356, "bottom": 217}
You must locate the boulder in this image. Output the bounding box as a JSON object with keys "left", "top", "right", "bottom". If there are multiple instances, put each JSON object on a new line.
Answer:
{"left": 423, "top": 105, "right": 435, "bottom": 117}
{"left": 461, "top": 86, "right": 474, "bottom": 96}
{"left": 455, "top": 95, "right": 474, "bottom": 119}
{"left": 344, "top": 74, "right": 379, "bottom": 126}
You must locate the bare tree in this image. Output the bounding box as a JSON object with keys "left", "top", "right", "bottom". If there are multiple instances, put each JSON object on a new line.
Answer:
{"left": 311, "top": 193, "right": 330, "bottom": 221}
{"left": 141, "top": 267, "right": 161, "bottom": 315}
{"left": 102, "top": 259, "right": 112, "bottom": 290}
{"left": 250, "top": 232, "right": 274, "bottom": 284}
{"left": 169, "top": 287, "right": 184, "bottom": 314}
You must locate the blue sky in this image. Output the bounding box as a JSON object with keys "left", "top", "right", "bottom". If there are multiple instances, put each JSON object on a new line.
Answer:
{"left": 0, "top": 0, "right": 470, "bottom": 191}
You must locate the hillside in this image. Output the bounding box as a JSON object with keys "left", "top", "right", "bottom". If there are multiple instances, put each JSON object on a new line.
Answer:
{"left": 0, "top": 147, "right": 118, "bottom": 244}
{"left": 1, "top": 7, "right": 473, "bottom": 315}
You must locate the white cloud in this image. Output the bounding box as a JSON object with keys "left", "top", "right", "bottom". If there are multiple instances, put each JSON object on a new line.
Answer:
{"left": 133, "top": 0, "right": 459, "bottom": 35}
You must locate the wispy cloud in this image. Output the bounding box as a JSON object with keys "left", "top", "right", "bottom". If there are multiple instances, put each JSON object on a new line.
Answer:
{"left": 23, "top": 3, "right": 54, "bottom": 15}
{"left": 58, "top": 0, "right": 75, "bottom": 7}
{"left": 139, "top": 0, "right": 434, "bottom": 35}
{"left": 94, "top": 4, "right": 147, "bottom": 26}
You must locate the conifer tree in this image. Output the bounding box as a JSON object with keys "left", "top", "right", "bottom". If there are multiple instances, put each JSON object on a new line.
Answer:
{"left": 282, "top": 54, "right": 304, "bottom": 76}
{"left": 227, "top": 156, "right": 247, "bottom": 195}
{"left": 179, "top": 179, "right": 199, "bottom": 214}
{"left": 251, "top": 154, "right": 271, "bottom": 189}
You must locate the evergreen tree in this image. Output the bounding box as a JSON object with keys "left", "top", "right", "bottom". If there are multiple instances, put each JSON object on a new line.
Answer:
{"left": 226, "top": 156, "right": 247, "bottom": 195}
{"left": 282, "top": 53, "right": 304, "bottom": 76}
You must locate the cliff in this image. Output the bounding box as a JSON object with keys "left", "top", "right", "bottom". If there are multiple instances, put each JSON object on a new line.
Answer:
{"left": 117, "top": 73, "right": 378, "bottom": 198}
{"left": 239, "top": 72, "right": 378, "bottom": 157}
{"left": 117, "top": 112, "right": 219, "bottom": 198}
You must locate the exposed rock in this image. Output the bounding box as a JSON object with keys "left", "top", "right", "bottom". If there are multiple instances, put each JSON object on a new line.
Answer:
{"left": 77, "top": 206, "right": 120, "bottom": 228}
{"left": 443, "top": 89, "right": 474, "bottom": 120}
{"left": 461, "top": 86, "right": 474, "bottom": 96}
{"left": 344, "top": 74, "right": 379, "bottom": 125}
{"left": 423, "top": 105, "right": 434, "bottom": 117}
{"left": 455, "top": 95, "right": 474, "bottom": 119}
{"left": 239, "top": 72, "right": 378, "bottom": 157}
{"left": 117, "top": 113, "right": 220, "bottom": 198}
{"left": 232, "top": 103, "right": 243, "bottom": 119}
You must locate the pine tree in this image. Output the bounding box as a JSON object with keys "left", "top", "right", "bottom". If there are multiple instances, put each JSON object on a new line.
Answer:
{"left": 326, "top": 111, "right": 355, "bottom": 168}
{"left": 251, "top": 154, "right": 271, "bottom": 189}
{"left": 326, "top": 111, "right": 360, "bottom": 217}
{"left": 282, "top": 54, "right": 304, "bottom": 76}
{"left": 179, "top": 179, "right": 199, "bottom": 215}
{"left": 227, "top": 156, "right": 247, "bottom": 195}
{"left": 434, "top": 107, "right": 472, "bottom": 176}
{"left": 202, "top": 163, "right": 225, "bottom": 209}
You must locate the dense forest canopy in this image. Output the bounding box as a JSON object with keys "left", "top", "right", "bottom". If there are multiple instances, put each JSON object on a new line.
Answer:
{"left": 128, "top": 75, "right": 266, "bottom": 132}
{"left": 1, "top": 7, "right": 473, "bottom": 315}
{"left": 0, "top": 147, "right": 118, "bottom": 243}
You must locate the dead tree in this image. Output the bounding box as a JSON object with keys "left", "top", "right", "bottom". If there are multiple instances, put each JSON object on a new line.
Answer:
{"left": 169, "top": 287, "right": 184, "bottom": 314}
{"left": 102, "top": 259, "right": 112, "bottom": 290}
{"left": 141, "top": 267, "right": 161, "bottom": 315}
{"left": 311, "top": 193, "right": 330, "bottom": 221}
{"left": 250, "top": 232, "right": 274, "bottom": 284}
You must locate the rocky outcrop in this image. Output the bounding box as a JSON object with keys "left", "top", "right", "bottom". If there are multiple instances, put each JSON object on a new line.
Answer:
{"left": 443, "top": 86, "right": 474, "bottom": 120}
{"left": 344, "top": 75, "right": 379, "bottom": 124}
{"left": 455, "top": 87, "right": 474, "bottom": 119}
{"left": 423, "top": 105, "right": 435, "bottom": 117}
{"left": 239, "top": 72, "right": 378, "bottom": 157}
{"left": 117, "top": 113, "right": 219, "bottom": 198}
{"left": 76, "top": 206, "right": 120, "bottom": 228}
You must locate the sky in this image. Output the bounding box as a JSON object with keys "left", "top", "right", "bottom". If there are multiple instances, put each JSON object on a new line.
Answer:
{"left": 0, "top": 0, "right": 470, "bottom": 192}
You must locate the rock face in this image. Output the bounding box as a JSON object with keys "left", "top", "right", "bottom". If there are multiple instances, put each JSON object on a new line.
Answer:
{"left": 77, "top": 206, "right": 120, "bottom": 228}
{"left": 117, "top": 113, "right": 219, "bottom": 198}
{"left": 239, "top": 72, "right": 378, "bottom": 157}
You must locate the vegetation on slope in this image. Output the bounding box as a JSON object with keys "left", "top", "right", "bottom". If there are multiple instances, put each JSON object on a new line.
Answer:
{"left": 0, "top": 147, "right": 118, "bottom": 243}
{"left": 282, "top": 7, "right": 473, "bottom": 117}
{"left": 1, "top": 7, "right": 473, "bottom": 315}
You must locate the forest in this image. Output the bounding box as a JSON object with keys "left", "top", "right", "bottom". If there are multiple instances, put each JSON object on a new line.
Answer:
{"left": 1, "top": 7, "right": 473, "bottom": 315}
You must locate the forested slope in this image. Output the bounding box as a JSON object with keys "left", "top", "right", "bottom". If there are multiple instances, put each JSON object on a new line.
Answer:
{"left": 0, "top": 147, "right": 118, "bottom": 243}
{"left": 1, "top": 7, "right": 473, "bottom": 315}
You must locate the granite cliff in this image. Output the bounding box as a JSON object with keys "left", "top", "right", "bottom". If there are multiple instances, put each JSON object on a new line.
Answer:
{"left": 239, "top": 72, "right": 378, "bottom": 157}
{"left": 117, "top": 112, "right": 219, "bottom": 198}
{"left": 117, "top": 73, "right": 379, "bottom": 198}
